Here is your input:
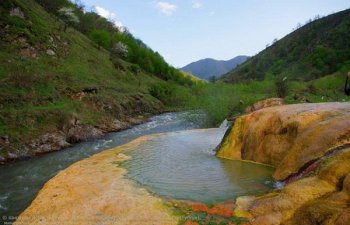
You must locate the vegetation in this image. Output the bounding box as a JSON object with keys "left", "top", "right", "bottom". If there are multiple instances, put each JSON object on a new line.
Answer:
{"left": 0, "top": 0, "right": 196, "bottom": 159}
{"left": 0, "top": 0, "right": 349, "bottom": 160}
{"left": 188, "top": 63, "right": 350, "bottom": 125}
{"left": 223, "top": 9, "right": 350, "bottom": 83}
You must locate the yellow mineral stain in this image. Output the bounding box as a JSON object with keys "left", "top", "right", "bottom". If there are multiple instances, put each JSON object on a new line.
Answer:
{"left": 15, "top": 135, "right": 178, "bottom": 225}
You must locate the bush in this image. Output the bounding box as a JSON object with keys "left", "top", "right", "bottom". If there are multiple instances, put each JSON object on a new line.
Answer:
{"left": 149, "top": 83, "right": 174, "bottom": 103}
{"left": 275, "top": 77, "right": 288, "bottom": 98}
{"left": 88, "top": 29, "right": 111, "bottom": 50}
{"left": 129, "top": 64, "right": 141, "bottom": 74}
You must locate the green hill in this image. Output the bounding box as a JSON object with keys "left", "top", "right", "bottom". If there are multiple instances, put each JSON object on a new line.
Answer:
{"left": 0, "top": 0, "right": 195, "bottom": 162}
{"left": 223, "top": 9, "right": 350, "bottom": 83}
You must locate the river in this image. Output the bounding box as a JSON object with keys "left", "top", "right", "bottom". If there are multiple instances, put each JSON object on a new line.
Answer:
{"left": 0, "top": 111, "right": 274, "bottom": 219}
{"left": 0, "top": 111, "right": 208, "bottom": 217}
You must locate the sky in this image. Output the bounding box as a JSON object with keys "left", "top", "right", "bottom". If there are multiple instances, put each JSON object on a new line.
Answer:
{"left": 79, "top": 0, "right": 349, "bottom": 68}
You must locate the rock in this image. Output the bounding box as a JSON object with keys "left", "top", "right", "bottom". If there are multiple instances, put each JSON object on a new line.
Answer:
{"left": 128, "top": 117, "right": 146, "bottom": 125}
{"left": 217, "top": 102, "right": 350, "bottom": 180}
{"left": 235, "top": 149, "right": 350, "bottom": 225}
{"left": 46, "top": 49, "right": 55, "bottom": 56}
{"left": 216, "top": 101, "right": 350, "bottom": 225}
{"left": 245, "top": 98, "right": 284, "bottom": 113}
{"left": 66, "top": 125, "right": 103, "bottom": 143}
{"left": 31, "top": 132, "right": 71, "bottom": 154}
{"left": 7, "top": 152, "right": 18, "bottom": 159}
{"left": 19, "top": 48, "right": 32, "bottom": 58}
{"left": 15, "top": 138, "right": 178, "bottom": 225}
{"left": 18, "top": 37, "right": 28, "bottom": 45}
{"left": 0, "top": 155, "right": 6, "bottom": 163}
{"left": 98, "top": 119, "right": 129, "bottom": 132}
{"left": 10, "top": 7, "right": 25, "bottom": 19}
{"left": 293, "top": 93, "right": 310, "bottom": 103}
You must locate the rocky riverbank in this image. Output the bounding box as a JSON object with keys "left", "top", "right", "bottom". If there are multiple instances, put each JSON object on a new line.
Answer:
{"left": 0, "top": 114, "right": 154, "bottom": 164}
{"left": 216, "top": 102, "right": 350, "bottom": 225}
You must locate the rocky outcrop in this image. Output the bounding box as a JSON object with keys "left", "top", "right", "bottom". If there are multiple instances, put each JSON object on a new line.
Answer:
{"left": 14, "top": 137, "right": 177, "bottom": 225}
{"left": 245, "top": 98, "right": 284, "bottom": 113}
{"left": 216, "top": 102, "right": 350, "bottom": 225}
{"left": 217, "top": 102, "right": 350, "bottom": 180}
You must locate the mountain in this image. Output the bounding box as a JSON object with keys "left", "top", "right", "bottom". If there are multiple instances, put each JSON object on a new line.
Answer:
{"left": 0, "top": 0, "right": 197, "bottom": 162}
{"left": 181, "top": 56, "right": 248, "bottom": 80}
{"left": 223, "top": 9, "right": 350, "bottom": 83}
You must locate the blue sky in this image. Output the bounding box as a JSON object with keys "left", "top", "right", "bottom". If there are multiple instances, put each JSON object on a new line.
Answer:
{"left": 79, "top": 0, "right": 349, "bottom": 67}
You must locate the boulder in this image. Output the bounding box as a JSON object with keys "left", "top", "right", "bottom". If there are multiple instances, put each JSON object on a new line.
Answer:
{"left": 31, "top": 132, "right": 71, "bottom": 154}
{"left": 10, "top": 7, "right": 25, "bottom": 19}
{"left": 66, "top": 125, "right": 103, "bottom": 143}
{"left": 46, "top": 49, "right": 55, "bottom": 56}
{"left": 97, "top": 119, "right": 129, "bottom": 132}
{"left": 245, "top": 98, "right": 284, "bottom": 113}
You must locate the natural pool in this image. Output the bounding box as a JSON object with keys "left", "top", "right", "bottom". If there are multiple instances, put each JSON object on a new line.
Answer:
{"left": 123, "top": 128, "right": 275, "bottom": 203}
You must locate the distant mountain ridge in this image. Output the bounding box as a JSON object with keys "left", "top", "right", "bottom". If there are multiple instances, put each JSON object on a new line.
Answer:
{"left": 180, "top": 56, "right": 249, "bottom": 80}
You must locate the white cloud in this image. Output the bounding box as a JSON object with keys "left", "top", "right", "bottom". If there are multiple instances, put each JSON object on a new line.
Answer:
{"left": 155, "top": 1, "right": 177, "bottom": 15}
{"left": 192, "top": 0, "right": 202, "bottom": 9}
{"left": 94, "top": 6, "right": 114, "bottom": 19}
{"left": 93, "top": 6, "right": 123, "bottom": 28}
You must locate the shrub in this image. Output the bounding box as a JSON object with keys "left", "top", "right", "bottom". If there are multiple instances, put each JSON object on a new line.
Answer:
{"left": 58, "top": 7, "right": 79, "bottom": 31}
{"left": 149, "top": 83, "right": 174, "bottom": 103}
{"left": 275, "top": 77, "right": 288, "bottom": 98}
{"left": 129, "top": 64, "right": 141, "bottom": 74}
{"left": 110, "top": 41, "right": 128, "bottom": 59}
{"left": 88, "top": 29, "right": 111, "bottom": 50}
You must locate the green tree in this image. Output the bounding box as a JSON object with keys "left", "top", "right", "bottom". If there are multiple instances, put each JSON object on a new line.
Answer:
{"left": 88, "top": 30, "right": 111, "bottom": 50}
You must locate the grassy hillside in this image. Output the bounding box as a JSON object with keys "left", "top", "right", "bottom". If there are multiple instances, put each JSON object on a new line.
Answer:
{"left": 0, "top": 0, "right": 196, "bottom": 161}
{"left": 223, "top": 9, "right": 350, "bottom": 83}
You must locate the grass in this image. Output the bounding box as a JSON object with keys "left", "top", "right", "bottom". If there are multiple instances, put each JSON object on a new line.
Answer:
{"left": 189, "top": 69, "right": 350, "bottom": 126}
{"left": 1, "top": 0, "right": 349, "bottom": 158}
{"left": 0, "top": 0, "right": 196, "bottom": 157}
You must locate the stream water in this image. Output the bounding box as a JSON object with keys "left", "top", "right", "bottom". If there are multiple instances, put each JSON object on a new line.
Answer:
{"left": 0, "top": 111, "right": 208, "bottom": 217}
{"left": 0, "top": 111, "right": 274, "bottom": 219}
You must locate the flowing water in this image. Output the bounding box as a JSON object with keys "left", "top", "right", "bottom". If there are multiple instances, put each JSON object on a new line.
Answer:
{"left": 0, "top": 111, "right": 208, "bottom": 218}
{"left": 0, "top": 111, "right": 274, "bottom": 219}
{"left": 123, "top": 128, "right": 274, "bottom": 203}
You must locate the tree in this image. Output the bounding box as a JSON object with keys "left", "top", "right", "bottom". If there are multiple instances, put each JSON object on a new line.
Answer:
{"left": 58, "top": 7, "right": 79, "bottom": 31}
{"left": 88, "top": 30, "right": 111, "bottom": 50}
{"left": 110, "top": 41, "right": 128, "bottom": 58}
{"left": 36, "top": 0, "right": 72, "bottom": 15}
